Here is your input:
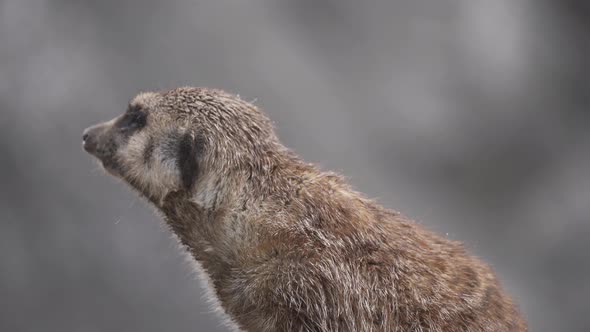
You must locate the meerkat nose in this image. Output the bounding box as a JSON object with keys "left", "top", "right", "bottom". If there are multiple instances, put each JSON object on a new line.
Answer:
{"left": 82, "top": 127, "right": 97, "bottom": 153}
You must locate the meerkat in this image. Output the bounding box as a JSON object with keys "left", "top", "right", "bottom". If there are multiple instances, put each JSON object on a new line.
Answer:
{"left": 82, "top": 87, "right": 527, "bottom": 332}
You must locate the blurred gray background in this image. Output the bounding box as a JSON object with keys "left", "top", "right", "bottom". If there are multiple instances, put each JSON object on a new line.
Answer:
{"left": 1, "top": 0, "right": 588, "bottom": 331}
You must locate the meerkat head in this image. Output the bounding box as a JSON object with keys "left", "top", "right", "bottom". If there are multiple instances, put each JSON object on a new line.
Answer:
{"left": 82, "top": 87, "right": 281, "bottom": 205}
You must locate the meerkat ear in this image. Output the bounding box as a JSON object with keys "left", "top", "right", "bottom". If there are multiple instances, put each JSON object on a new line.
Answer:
{"left": 177, "top": 133, "right": 206, "bottom": 191}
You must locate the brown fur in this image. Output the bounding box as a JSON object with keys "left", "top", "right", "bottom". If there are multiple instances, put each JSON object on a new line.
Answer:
{"left": 83, "top": 87, "right": 527, "bottom": 331}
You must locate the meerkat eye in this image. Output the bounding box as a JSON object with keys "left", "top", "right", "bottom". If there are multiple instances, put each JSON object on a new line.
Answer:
{"left": 118, "top": 105, "right": 147, "bottom": 131}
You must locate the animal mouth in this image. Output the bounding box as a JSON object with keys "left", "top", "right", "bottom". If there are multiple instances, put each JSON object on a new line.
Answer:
{"left": 82, "top": 124, "right": 122, "bottom": 176}
{"left": 82, "top": 124, "right": 103, "bottom": 157}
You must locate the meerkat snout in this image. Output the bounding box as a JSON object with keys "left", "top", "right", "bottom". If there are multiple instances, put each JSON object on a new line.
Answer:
{"left": 82, "top": 123, "right": 104, "bottom": 154}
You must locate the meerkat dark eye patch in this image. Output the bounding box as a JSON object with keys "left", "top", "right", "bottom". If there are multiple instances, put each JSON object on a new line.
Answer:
{"left": 177, "top": 133, "right": 206, "bottom": 191}
{"left": 117, "top": 104, "right": 147, "bottom": 133}
{"left": 127, "top": 104, "right": 142, "bottom": 113}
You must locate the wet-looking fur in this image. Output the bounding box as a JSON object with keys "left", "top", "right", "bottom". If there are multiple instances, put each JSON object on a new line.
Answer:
{"left": 82, "top": 87, "right": 527, "bottom": 332}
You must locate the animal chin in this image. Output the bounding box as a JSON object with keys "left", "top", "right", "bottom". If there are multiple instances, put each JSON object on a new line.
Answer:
{"left": 97, "top": 156, "right": 123, "bottom": 177}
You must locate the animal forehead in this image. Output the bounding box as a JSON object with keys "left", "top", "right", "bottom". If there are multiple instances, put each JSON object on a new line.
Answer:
{"left": 130, "top": 91, "right": 160, "bottom": 111}
{"left": 130, "top": 88, "right": 268, "bottom": 127}
{"left": 129, "top": 89, "right": 206, "bottom": 114}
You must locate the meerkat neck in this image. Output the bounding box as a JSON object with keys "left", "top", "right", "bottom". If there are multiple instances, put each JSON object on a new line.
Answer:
{"left": 158, "top": 149, "right": 312, "bottom": 263}
{"left": 190, "top": 146, "right": 308, "bottom": 209}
